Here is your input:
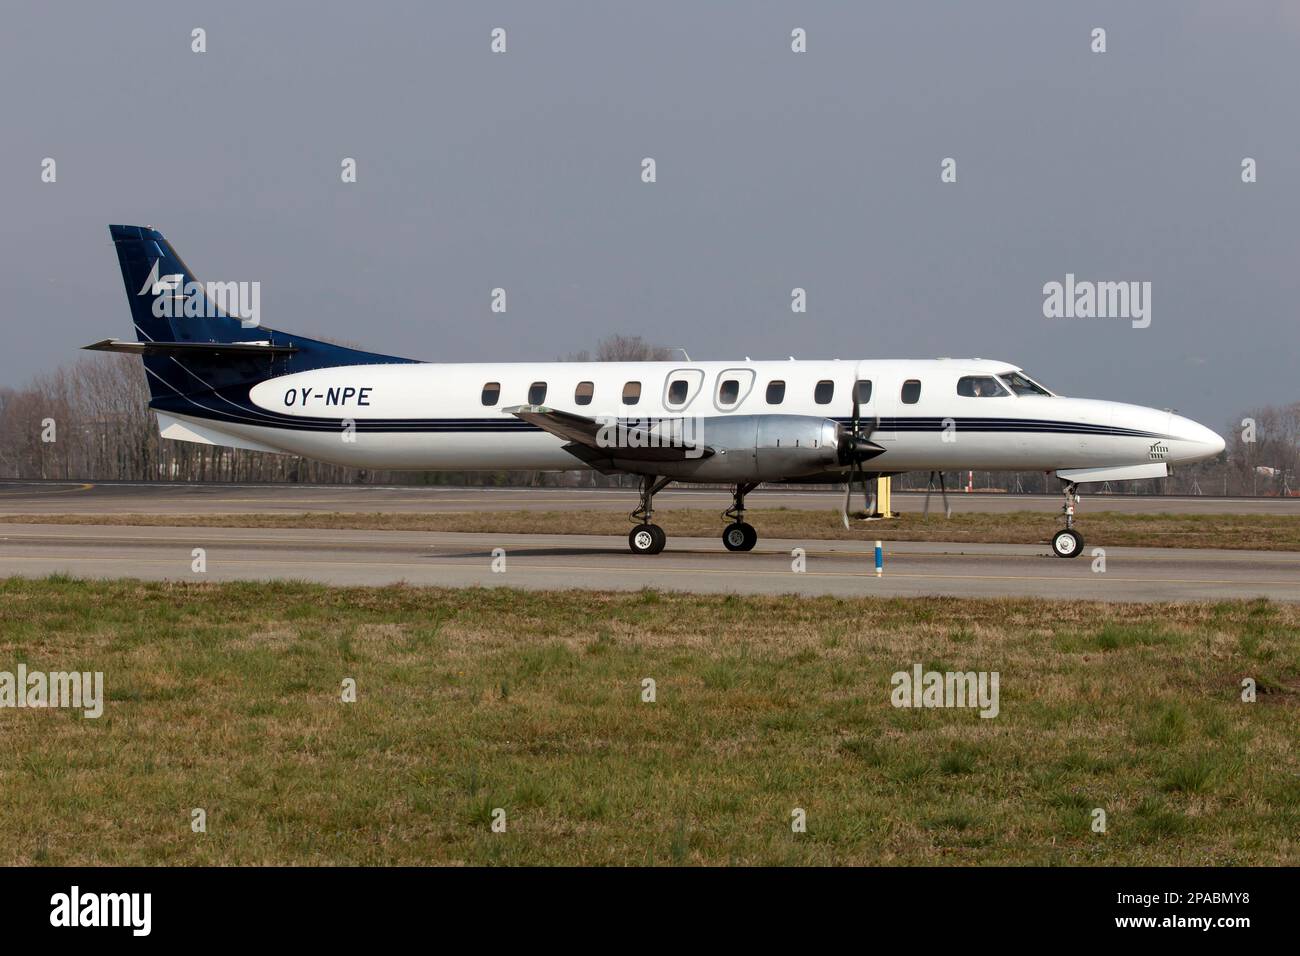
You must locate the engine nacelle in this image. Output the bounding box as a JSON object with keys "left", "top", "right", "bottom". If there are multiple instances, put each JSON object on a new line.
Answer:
{"left": 609, "top": 415, "right": 843, "bottom": 482}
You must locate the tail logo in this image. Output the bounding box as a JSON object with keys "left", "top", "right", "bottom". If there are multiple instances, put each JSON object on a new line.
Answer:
{"left": 136, "top": 258, "right": 261, "bottom": 328}
{"left": 137, "top": 259, "right": 184, "bottom": 300}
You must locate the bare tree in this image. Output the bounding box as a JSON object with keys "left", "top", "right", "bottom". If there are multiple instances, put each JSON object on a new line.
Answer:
{"left": 592, "top": 335, "right": 674, "bottom": 362}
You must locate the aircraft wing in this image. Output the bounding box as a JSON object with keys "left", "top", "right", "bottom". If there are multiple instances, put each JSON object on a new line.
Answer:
{"left": 503, "top": 405, "right": 714, "bottom": 468}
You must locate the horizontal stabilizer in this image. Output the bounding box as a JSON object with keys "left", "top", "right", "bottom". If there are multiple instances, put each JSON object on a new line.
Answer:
{"left": 83, "top": 338, "right": 299, "bottom": 357}
{"left": 1056, "top": 462, "right": 1168, "bottom": 484}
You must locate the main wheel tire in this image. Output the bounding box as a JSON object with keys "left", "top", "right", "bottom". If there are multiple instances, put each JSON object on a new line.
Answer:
{"left": 648, "top": 524, "right": 667, "bottom": 554}
{"left": 629, "top": 524, "right": 659, "bottom": 555}
{"left": 722, "top": 522, "right": 758, "bottom": 552}
{"left": 1051, "top": 528, "right": 1084, "bottom": 558}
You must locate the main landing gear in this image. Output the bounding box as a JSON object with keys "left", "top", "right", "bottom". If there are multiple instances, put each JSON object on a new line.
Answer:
{"left": 721, "top": 482, "right": 759, "bottom": 552}
{"left": 625, "top": 478, "right": 763, "bottom": 554}
{"left": 627, "top": 476, "right": 672, "bottom": 555}
{"left": 1051, "top": 481, "right": 1084, "bottom": 558}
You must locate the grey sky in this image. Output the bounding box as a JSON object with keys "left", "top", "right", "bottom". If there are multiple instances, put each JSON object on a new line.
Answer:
{"left": 2, "top": 0, "right": 1298, "bottom": 428}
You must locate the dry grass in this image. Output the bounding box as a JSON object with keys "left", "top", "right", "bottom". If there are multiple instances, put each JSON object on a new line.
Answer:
{"left": 1, "top": 576, "right": 1296, "bottom": 865}
{"left": 4, "top": 508, "right": 1300, "bottom": 550}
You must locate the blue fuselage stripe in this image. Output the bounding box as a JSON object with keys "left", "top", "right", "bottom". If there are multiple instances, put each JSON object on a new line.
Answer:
{"left": 152, "top": 399, "right": 1172, "bottom": 440}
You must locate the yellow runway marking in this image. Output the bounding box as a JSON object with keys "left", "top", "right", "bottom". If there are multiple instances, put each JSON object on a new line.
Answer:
{"left": 0, "top": 483, "right": 94, "bottom": 497}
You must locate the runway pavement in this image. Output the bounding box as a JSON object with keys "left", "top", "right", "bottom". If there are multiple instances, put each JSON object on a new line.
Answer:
{"left": 1, "top": 480, "right": 1297, "bottom": 516}
{"left": 2, "top": 522, "right": 1296, "bottom": 602}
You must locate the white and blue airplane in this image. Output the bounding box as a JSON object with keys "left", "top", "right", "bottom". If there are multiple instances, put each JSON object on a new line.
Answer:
{"left": 87, "top": 225, "right": 1225, "bottom": 558}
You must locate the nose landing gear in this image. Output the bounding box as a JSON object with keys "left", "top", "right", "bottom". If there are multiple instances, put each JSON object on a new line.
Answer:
{"left": 722, "top": 481, "right": 760, "bottom": 551}
{"left": 1051, "top": 481, "right": 1084, "bottom": 558}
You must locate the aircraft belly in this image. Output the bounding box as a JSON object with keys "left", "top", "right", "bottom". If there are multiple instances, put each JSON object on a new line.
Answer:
{"left": 863, "top": 432, "right": 1139, "bottom": 471}
{"left": 157, "top": 413, "right": 583, "bottom": 470}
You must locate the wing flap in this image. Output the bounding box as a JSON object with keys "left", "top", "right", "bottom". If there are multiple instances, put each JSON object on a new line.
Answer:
{"left": 503, "top": 405, "right": 713, "bottom": 463}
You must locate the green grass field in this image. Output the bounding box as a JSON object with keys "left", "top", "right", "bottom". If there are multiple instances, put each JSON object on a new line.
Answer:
{"left": 6, "top": 508, "right": 1300, "bottom": 550}
{"left": 1, "top": 577, "right": 1296, "bottom": 865}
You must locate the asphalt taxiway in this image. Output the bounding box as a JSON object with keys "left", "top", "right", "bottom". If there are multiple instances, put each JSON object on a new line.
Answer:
{"left": 1, "top": 480, "right": 1296, "bottom": 516}
{"left": 1, "top": 522, "right": 1295, "bottom": 603}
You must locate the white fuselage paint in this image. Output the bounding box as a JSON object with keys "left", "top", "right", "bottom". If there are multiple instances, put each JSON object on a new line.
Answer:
{"left": 159, "top": 358, "right": 1225, "bottom": 475}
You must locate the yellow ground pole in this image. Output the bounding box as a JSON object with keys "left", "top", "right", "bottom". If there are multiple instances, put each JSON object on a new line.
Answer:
{"left": 876, "top": 475, "right": 893, "bottom": 517}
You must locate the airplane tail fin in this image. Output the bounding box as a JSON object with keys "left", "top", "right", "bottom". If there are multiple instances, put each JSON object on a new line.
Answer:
{"left": 109, "top": 223, "right": 256, "bottom": 346}
{"left": 93, "top": 225, "right": 415, "bottom": 407}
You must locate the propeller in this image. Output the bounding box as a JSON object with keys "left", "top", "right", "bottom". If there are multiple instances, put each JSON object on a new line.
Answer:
{"left": 838, "top": 387, "right": 883, "bottom": 529}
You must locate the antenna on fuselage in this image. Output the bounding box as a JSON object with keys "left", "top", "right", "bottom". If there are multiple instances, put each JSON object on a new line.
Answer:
{"left": 667, "top": 347, "right": 691, "bottom": 361}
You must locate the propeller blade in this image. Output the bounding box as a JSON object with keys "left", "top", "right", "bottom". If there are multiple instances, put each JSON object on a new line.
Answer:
{"left": 939, "top": 470, "right": 951, "bottom": 519}
{"left": 923, "top": 470, "right": 934, "bottom": 519}
{"left": 841, "top": 474, "right": 853, "bottom": 530}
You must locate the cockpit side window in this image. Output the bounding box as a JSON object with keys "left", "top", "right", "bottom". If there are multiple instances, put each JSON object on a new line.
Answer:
{"left": 956, "top": 375, "right": 1008, "bottom": 398}
{"left": 999, "top": 371, "right": 1052, "bottom": 396}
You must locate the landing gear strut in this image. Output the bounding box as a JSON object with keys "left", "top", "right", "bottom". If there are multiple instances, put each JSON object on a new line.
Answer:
{"left": 628, "top": 475, "right": 672, "bottom": 555}
{"left": 722, "top": 482, "right": 759, "bottom": 552}
{"left": 922, "top": 470, "right": 951, "bottom": 519}
{"left": 1051, "top": 481, "right": 1084, "bottom": 558}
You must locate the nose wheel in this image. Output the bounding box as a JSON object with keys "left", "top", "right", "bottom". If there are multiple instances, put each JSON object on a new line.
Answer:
{"left": 1051, "top": 528, "right": 1084, "bottom": 558}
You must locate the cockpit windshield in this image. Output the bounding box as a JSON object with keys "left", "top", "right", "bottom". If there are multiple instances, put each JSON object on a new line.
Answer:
{"left": 999, "top": 371, "right": 1053, "bottom": 396}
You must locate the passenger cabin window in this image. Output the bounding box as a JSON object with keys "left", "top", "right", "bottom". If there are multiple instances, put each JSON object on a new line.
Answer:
{"left": 854, "top": 380, "right": 872, "bottom": 404}
{"left": 901, "top": 380, "right": 922, "bottom": 404}
{"left": 528, "top": 381, "right": 548, "bottom": 404}
{"left": 956, "top": 376, "right": 1007, "bottom": 398}
{"left": 667, "top": 379, "right": 689, "bottom": 405}
{"left": 814, "top": 380, "right": 835, "bottom": 405}
{"left": 766, "top": 380, "right": 786, "bottom": 404}
{"left": 574, "top": 381, "right": 594, "bottom": 405}
{"left": 481, "top": 382, "right": 500, "bottom": 406}
{"left": 718, "top": 379, "right": 740, "bottom": 405}
{"left": 622, "top": 381, "right": 641, "bottom": 405}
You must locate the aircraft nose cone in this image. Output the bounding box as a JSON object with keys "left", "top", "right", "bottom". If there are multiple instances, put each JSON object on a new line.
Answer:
{"left": 1172, "top": 415, "right": 1225, "bottom": 461}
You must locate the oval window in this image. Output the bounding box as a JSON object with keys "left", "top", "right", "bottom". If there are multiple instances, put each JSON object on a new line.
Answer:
{"left": 574, "top": 381, "right": 594, "bottom": 405}
{"left": 814, "top": 380, "right": 835, "bottom": 405}
{"left": 622, "top": 381, "right": 641, "bottom": 405}
{"left": 766, "top": 380, "right": 786, "bottom": 404}
{"left": 481, "top": 382, "right": 501, "bottom": 406}
{"left": 528, "top": 382, "right": 548, "bottom": 404}
{"left": 713, "top": 368, "right": 755, "bottom": 410}
{"left": 901, "top": 380, "right": 922, "bottom": 404}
